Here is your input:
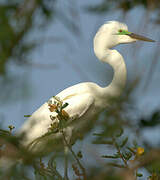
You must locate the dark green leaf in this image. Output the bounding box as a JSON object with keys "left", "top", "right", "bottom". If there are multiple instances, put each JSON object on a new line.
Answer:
{"left": 77, "top": 151, "right": 83, "bottom": 159}
{"left": 140, "top": 111, "right": 160, "bottom": 127}
{"left": 136, "top": 172, "right": 143, "bottom": 177}
{"left": 120, "top": 137, "right": 128, "bottom": 148}
{"left": 102, "top": 154, "right": 120, "bottom": 159}
{"left": 122, "top": 152, "right": 132, "bottom": 160}
{"left": 127, "top": 147, "right": 136, "bottom": 154}
{"left": 24, "top": 115, "right": 31, "bottom": 117}
{"left": 62, "top": 103, "right": 69, "bottom": 109}
{"left": 116, "top": 128, "right": 124, "bottom": 138}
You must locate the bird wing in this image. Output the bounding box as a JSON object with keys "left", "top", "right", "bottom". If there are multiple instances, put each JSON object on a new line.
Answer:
{"left": 62, "top": 93, "right": 95, "bottom": 120}
{"left": 19, "top": 93, "right": 94, "bottom": 146}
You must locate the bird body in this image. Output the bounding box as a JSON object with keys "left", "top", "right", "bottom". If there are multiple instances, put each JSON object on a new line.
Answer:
{"left": 18, "top": 21, "right": 154, "bottom": 154}
{"left": 19, "top": 82, "right": 105, "bottom": 153}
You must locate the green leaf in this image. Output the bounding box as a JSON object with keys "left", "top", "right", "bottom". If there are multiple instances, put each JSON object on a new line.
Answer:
{"left": 133, "top": 140, "right": 138, "bottom": 148}
{"left": 127, "top": 147, "right": 136, "bottom": 154}
{"left": 136, "top": 172, "right": 143, "bottom": 177}
{"left": 62, "top": 102, "right": 69, "bottom": 109}
{"left": 120, "top": 137, "right": 128, "bottom": 147}
{"left": 102, "top": 153, "right": 120, "bottom": 159}
{"left": 102, "top": 155, "right": 118, "bottom": 159}
{"left": 77, "top": 151, "right": 83, "bottom": 159}
{"left": 24, "top": 115, "right": 31, "bottom": 117}
{"left": 140, "top": 111, "right": 160, "bottom": 127}
{"left": 123, "top": 152, "right": 132, "bottom": 160}
{"left": 116, "top": 128, "right": 124, "bottom": 137}
{"left": 93, "top": 133, "right": 103, "bottom": 136}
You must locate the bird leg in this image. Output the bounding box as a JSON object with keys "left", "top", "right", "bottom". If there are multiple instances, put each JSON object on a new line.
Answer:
{"left": 62, "top": 127, "right": 73, "bottom": 180}
{"left": 64, "top": 145, "right": 69, "bottom": 180}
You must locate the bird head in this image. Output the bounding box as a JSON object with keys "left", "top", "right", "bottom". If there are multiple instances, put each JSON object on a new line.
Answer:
{"left": 94, "top": 21, "right": 155, "bottom": 49}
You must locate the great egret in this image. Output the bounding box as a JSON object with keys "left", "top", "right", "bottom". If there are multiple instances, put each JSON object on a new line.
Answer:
{"left": 19, "top": 21, "right": 154, "bottom": 153}
{"left": 1, "top": 21, "right": 154, "bottom": 178}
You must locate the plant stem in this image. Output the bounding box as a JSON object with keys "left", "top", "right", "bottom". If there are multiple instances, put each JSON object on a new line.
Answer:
{"left": 62, "top": 130, "right": 87, "bottom": 180}
{"left": 112, "top": 137, "right": 128, "bottom": 168}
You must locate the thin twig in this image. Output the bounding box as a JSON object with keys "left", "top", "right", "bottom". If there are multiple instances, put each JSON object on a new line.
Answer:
{"left": 61, "top": 130, "right": 87, "bottom": 180}
{"left": 112, "top": 137, "right": 128, "bottom": 168}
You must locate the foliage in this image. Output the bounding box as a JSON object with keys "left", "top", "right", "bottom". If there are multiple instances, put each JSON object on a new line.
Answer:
{"left": 86, "top": 0, "right": 160, "bottom": 14}
{"left": 140, "top": 111, "right": 160, "bottom": 127}
{"left": 0, "top": 0, "right": 160, "bottom": 180}
{"left": 0, "top": 0, "right": 56, "bottom": 75}
{"left": 0, "top": 87, "right": 160, "bottom": 179}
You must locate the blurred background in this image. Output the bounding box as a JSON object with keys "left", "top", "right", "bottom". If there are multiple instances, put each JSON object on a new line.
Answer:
{"left": 0, "top": 0, "right": 160, "bottom": 179}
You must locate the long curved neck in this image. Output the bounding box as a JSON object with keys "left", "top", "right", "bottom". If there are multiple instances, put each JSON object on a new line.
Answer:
{"left": 96, "top": 48, "right": 127, "bottom": 101}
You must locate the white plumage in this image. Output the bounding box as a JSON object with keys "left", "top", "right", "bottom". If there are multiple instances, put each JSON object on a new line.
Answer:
{"left": 18, "top": 21, "right": 154, "bottom": 154}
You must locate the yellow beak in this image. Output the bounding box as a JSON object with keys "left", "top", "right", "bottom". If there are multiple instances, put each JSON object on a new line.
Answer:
{"left": 127, "top": 33, "right": 155, "bottom": 42}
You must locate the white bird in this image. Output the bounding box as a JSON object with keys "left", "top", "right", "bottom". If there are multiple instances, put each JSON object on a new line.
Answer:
{"left": 1, "top": 21, "right": 155, "bottom": 179}
{"left": 18, "top": 21, "right": 154, "bottom": 154}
